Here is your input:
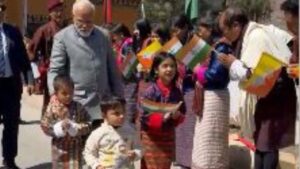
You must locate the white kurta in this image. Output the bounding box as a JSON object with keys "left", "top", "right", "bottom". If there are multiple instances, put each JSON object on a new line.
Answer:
{"left": 83, "top": 121, "right": 142, "bottom": 169}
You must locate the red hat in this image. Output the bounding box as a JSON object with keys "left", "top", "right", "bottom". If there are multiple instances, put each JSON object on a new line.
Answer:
{"left": 47, "top": 0, "right": 63, "bottom": 12}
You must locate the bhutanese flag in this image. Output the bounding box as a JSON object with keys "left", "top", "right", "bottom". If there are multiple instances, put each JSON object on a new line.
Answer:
{"left": 176, "top": 35, "right": 211, "bottom": 70}
{"left": 137, "top": 40, "right": 162, "bottom": 70}
{"left": 140, "top": 99, "right": 182, "bottom": 114}
{"left": 161, "top": 37, "right": 183, "bottom": 55}
{"left": 240, "top": 52, "right": 285, "bottom": 97}
{"left": 120, "top": 53, "right": 138, "bottom": 79}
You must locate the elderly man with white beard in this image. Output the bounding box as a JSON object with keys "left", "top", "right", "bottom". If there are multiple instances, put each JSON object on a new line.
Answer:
{"left": 48, "top": 0, "right": 124, "bottom": 129}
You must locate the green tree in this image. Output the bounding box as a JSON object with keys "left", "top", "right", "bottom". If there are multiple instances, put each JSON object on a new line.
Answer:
{"left": 225, "top": 0, "right": 272, "bottom": 21}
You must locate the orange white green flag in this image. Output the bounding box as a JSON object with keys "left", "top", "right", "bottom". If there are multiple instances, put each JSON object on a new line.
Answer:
{"left": 120, "top": 53, "right": 138, "bottom": 79}
{"left": 137, "top": 40, "right": 162, "bottom": 70}
{"left": 176, "top": 35, "right": 211, "bottom": 70}
{"left": 140, "top": 99, "right": 183, "bottom": 114}
{"left": 239, "top": 52, "right": 286, "bottom": 97}
{"left": 161, "top": 37, "right": 183, "bottom": 55}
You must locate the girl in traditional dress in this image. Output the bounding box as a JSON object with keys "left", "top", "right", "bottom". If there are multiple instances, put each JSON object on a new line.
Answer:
{"left": 140, "top": 52, "right": 186, "bottom": 169}
{"left": 170, "top": 14, "right": 195, "bottom": 169}
{"left": 40, "top": 75, "right": 90, "bottom": 169}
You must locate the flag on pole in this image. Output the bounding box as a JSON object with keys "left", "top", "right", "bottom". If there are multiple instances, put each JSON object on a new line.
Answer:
{"left": 185, "top": 0, "right": 199, "bottom": 21}
{"left": 102, "top": 0, "right": 112, "bottom": 24}
{"left": 137, "top": 40, "right": 162, "bottom": 70}
{"left": 140, "top": 99, "right": 183, "bottom": 114}
{"left": 161, "top": 37, "right": 183, "bottom": 55}
{"left": 141, "top": 0, "right": 146, "bottom": 18}
{"left": 120, "top": 53, "right": 138, "bottom": 79}
{"left": 176, "top": 35, "right": 211, "bottom": 70}
{"left": 239, "top": 52, "right": 285, "bottom": 97}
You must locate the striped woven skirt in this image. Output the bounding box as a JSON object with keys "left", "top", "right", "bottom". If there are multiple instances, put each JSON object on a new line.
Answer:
{"left": 141, "top": 130, "right": 175, "bottom": 169}
{"left": 52, "top": 137, "right": 83, "bottom": 169}
{"left": 192, "top": 90, "right": 229, "bottom": 169}
{"left": 175, "top": 89, "right": 197, "bottom": 168}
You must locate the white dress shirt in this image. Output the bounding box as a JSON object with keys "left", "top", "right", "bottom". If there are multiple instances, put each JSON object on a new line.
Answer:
{"left": 0, "top": 23, "right": 13, "bottom": 77}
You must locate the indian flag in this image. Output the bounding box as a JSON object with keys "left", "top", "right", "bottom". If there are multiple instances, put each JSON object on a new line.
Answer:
{"left": 240, "top": 52, "right": 285, "bottom": 97}
{"left": 137, "top": 40, "right": 162, "bottom": 70}
{"left": 120, "top": 53, "right": 138, "bottom": 79}
{"left": 176, "top": 35, "right": 211, "bottom": 70}
{"left": 140, "top": 99, "right": 182, "bottom": 114}
{"left": 161, "top": 37, "right": 183, "bottom": 55}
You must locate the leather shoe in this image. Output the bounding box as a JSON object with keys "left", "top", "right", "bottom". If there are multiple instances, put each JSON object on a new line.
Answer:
{"left": 3, "top": 159, "right": 20, "bottom": 169}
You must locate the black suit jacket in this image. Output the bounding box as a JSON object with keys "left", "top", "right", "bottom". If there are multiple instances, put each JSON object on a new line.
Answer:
{"left": 2, "top": 23, "right": 33, "bottom": 95}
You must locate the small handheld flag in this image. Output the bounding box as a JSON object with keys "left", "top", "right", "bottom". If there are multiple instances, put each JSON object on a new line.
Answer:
{"left": 140, "top": 99, "right": 182, "bottom": 114}
{"left": 239, "top": 52, "right": 285, "bottom": 97}
{"left": 176, "top": 35, "right": 211, "bottom": 70}
{"left": 137, "top": 40, "right": 162, "bottom": 70}
{"left": 161, "top": 37, "right": 183, "bottom": 55}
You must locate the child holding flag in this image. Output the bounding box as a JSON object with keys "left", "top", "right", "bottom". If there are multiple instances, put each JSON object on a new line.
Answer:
{"left": 139, "top": 52, "right": 186, "bottom": 169}
{"left": 192, "top": 37, "right": 233, "bottom": 169}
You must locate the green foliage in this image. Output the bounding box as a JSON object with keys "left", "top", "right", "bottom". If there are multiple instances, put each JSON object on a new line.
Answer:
{"left": 141, "top": 0, "right": 184, "bottom": 23}
{"left": 225, "top": 0, "right": 272, "bottom": 21}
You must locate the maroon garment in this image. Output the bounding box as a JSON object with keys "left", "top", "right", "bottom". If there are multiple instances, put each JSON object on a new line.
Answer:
{"left": 254, "top": 69, "right": 297, "bottom": 151}
{"left": 28, "top": 20, "right": 62, "bottom": 113}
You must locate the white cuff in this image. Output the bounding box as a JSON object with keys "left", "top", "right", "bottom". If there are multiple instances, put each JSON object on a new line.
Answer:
{"left": 53, "top": 121, "right": 66, "bottom": 138}
{"left": 92, "top": 163, "right": 101, "bottom": 169}
{"left": 133, "top": 150, "right": 142, "bottom": 161}
{"left": 68, "top": 121, "right": 78, "bottom": 137}
{"left": 230, "top": 60, "right": 248, "bottom": 81}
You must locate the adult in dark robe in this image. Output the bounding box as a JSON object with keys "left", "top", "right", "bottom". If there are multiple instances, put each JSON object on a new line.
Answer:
{"left": 28, "top": 0, "right": 65, "bottom": 115}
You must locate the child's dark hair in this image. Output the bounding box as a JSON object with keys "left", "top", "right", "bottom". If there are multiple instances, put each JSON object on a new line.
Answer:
{"left": 100, "top": 96, "right": 126, "bottom": 115}
{"left": 111, "top": 23, "right": 131, "bottom": 38}
{"left": 53, "top": 74, "right": 74, "bottom": 92}
{"left": 149, "top": 52, "right": 178, "bottom": 84}
{"left": 281, "top": 0, "right": 298, "bottom": 16}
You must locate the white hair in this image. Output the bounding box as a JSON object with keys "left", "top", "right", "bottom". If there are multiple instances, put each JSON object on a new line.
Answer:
{"left": 72, "top": 0, "right": 95, "bottom": 15}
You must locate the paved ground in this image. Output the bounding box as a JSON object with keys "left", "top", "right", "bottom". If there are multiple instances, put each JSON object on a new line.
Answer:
{"left": 0, "top": 91, "right": 296, "bottom": 169}
{"left": 0, "top": 93, "right": 51, "bottom": 169}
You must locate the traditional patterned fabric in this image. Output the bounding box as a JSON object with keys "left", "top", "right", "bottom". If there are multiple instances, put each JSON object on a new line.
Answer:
{"left": 83, "top": 121, "right": 142, "bottom": 169}
{"left": 175, "top": 89, "right": 197, "bottom": 168}
{"left": 124, "top": 82, "right": 138, "bottom": 126}
{"left": 192, "top": 90, "right": 229, "bottom": 169}
{"left": 41, "top": 95, "right": 90, "bottom": 169}
{"left": 140, "top": 82, "right": 185, "bottom": 169}
{"left": 254, "top": 69, "right": 297, "bottom": 151}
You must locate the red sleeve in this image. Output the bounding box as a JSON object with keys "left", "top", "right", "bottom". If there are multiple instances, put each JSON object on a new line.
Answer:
{"left": 28, "top": 27, "right": 44, "bottom": 61}
{"left": 174, "top": 114, "right": 185, "bottom": 127}
{"left": 147, "top": 112, "right": 164, "bottom": 131}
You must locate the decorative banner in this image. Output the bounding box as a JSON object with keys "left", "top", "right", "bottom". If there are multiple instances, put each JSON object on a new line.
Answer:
{"left": 120, "top": 53, "right": 138, "bottom": 79}
{"left": 176, "top": 35, "right": 211, "bottom": 70}
{"left": 137, "top": 40, "right": 162, "bottom": 70}
{"left": 161, "top": 37, "right": 183, "bottom": 55}
{"left": 140, "top": 99, "right": 182, "bottom": 114}
{"left": 239, "top": 52, "right": 285, "bottom": 97}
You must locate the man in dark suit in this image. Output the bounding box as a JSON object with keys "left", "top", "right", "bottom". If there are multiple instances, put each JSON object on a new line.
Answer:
{"left": 0, "top": 0, "right": 34, "bottom": 168}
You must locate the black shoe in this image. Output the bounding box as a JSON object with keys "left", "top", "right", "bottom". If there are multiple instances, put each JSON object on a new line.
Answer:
{"left": 3, "top": 159, "right": 20, "bottom": 169}
{"left": 19, "top": 119, "right": 27, "bottom": 124}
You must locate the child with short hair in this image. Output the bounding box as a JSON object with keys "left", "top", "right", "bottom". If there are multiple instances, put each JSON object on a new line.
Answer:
{"left": 41, "top": 74, "right": 90, "bottom": 169}
{"left": 83, "top": 97, "right": 142, "bottom": 169}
